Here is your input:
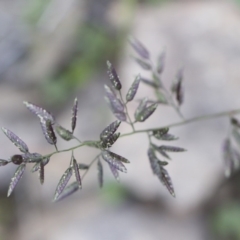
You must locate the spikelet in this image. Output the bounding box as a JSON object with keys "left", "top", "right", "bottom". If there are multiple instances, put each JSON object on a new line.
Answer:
{"left": 2, "top": 127, "right": 29, "bottom": 153}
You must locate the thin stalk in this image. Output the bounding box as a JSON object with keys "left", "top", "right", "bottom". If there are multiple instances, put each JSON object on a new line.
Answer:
{"left": 119, "top": 90, "right": 135, "bottom": 131}
{"left": 73, "top": 136, "right": 81, "bottom": 143}
{"left": 121, "top": 108, "right": 240, "bottom": 138}
{"left": 150, "top": 59, "right": 184, "bottom": 120}
{"left": 44, "top": 141, "right": 90, "bottom": 158}
{"left": 43, "top": 109, "right": 240, "bottom": 158}
{"left": 34, "top": 107, "right": 240, "bottom": 202}
{"left": 54, "top": 144, "right": 58, "bottom": 152}
{"left": 160, "top": 84, "right": 185, "bottom": 120}
{"left": 42, "top": 108, "right": 240, "bottom": 163}
{"left": 82, "top": 154, "right": 101, "bottom": 180}
{"left": 147, "top": 131, "right": 152, "bottom": 145}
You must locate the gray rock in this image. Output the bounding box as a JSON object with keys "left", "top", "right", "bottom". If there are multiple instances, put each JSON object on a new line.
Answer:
{"left": 119, "top": 1, "right": 240, "bottom": 211}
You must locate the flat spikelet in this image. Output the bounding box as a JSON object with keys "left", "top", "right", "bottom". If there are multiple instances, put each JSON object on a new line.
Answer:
{"left": 147, "top": 148, "right": 160, "bottom": 175}
{"left": 100, "top": 120, "right": 121, "bottom": 141}
{"left": 31, "top": 157, "right": 50, "bottom": 172}
{"left": 40, "top": 118, "right": 57, "bottom": 147}
{"left": 56, "top": 125, "right": 73, "bottom": 141}
{"left": 126, "top": 75, "right": 141, "bottom": 102}
{"left": 23, "top": 101, "right": 55, "bottom": 123}
{"left": 129, "top": 37, "right": 150, "bottom": 59}
{"left": 73, "top": 158, "right": 81, "bottom": 187}
{"left": 104, "top": 85, "right": 126, "bottom": 121}
{"left": 106, "top": 61, "right": 122, "bottom": 90}
{"left": 108, "top": 163, "right": 119, "bottom": 181}
{"left": 54, "top": 182, "right": 80, "bottom": 202}
{"left": 100, "top": 133, "right": 120, "bottom": 149}
{"left": 101, "top": 151, "right": 128, "bottom": 173}
{"left": 53, "top": 168, "right": 73, "bottom": 201}
{"left": 39, "top": 161, "right": 44, "bottom": 185}
{"left": 77, "top": 163, "right": 89, "bottom": 170}
{"left": 157, "top": 50, "right": 166, "bottom": 74}
{"left": 158, "top": 145, "right": 186, "bottom": 152}
{"left": 158, "top": 167, "right": 175, "bottom": 197}
{"left": 2, "top": 127, "right": 29, "bottom": 153}
{"left": 135, "top": 102, "right": 158, "bottom": 122}
{"left": 97, "top": 159, "right": 103, "bottom": 188}
{"left": 171, "top": 69, "right": 184, "bottom": 105}
{"left": 0, "top": 159, "right": 9, "bottom": 166}
{"left": 7, "top": 163, "right": 26, "bottom": 197}
{"left": 71, "top": 98, "right": 78, "bottom": 133}
{"left": 133, "top": 57, "right": 152, "bottom": 70}
{"left": 134, "top": 97, "right": 148, "bottom": 120}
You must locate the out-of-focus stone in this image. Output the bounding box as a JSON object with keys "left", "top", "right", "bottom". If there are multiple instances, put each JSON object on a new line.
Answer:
{"left": 118, "top": 1, "right": 240, "bottom": 211}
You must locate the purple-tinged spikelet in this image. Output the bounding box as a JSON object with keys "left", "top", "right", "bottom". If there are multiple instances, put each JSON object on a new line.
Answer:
{"left": 7, "top": 163, "right": 26, "bottom": 197}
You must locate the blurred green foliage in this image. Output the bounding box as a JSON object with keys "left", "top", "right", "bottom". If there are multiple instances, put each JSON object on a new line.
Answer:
{"left": 235, "top": 0, "right": 240, "bottom": 5}
{"left": 138, "top": 0, "right": 169, "bottom": 5}
{"left": 23, "top": 0, "right": 170, "bottom": 105}
{"left": 100, "top": 181, "right": 128, "bottom": 205}
{"left": 0, "top": 197, "right": 15, "bottom": 224}
{"left": 23, "top": 0, "right": 173, "bottom": 105}
{"left": 24, "top": 0, "right": 124, "bottom": 105}
{"left": 0, "top": 195, "right": 16, "bottom": 239}
{"left": 212, "top": 202, "right": 240, "bottom": 240}
{"left": 43, "top": 25, "right": 123, "bottom": 105}
{"left": 24, "top": 0, "right": 50, "bottom": 24}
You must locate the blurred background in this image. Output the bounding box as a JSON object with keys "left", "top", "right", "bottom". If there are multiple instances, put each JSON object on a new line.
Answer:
{"left": 1, "top": 0, "right": 240, "bottom": 239}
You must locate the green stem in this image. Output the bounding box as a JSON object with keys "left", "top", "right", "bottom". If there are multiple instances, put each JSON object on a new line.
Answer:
{"left": 121, "top": 108, "right": 240, "bottom": 138}
{"left": 36, "top": 107, "right": 240, "bottom": 195}
{"left": 82, "top": 154, "right": 100, "bottom": 180}
{"left": 39, "top": 107, "right": 240, "bottom": 175}
{"left": 73, "top": 136, "right": 82, "bottom": 143}
{"left": 147, "top": 131, "right": 153, "bottom": 145}
{"left": 54, "top": 144, "right": 58, "bottom": 152}
{"left": 42, "top": 108, "right": 240, "bottom": 160}
{"left": 119, "top": 90, "right": 135, "bottom": 131}
{"left": 44, "top": 141, "right": 90, "bottom": 159}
